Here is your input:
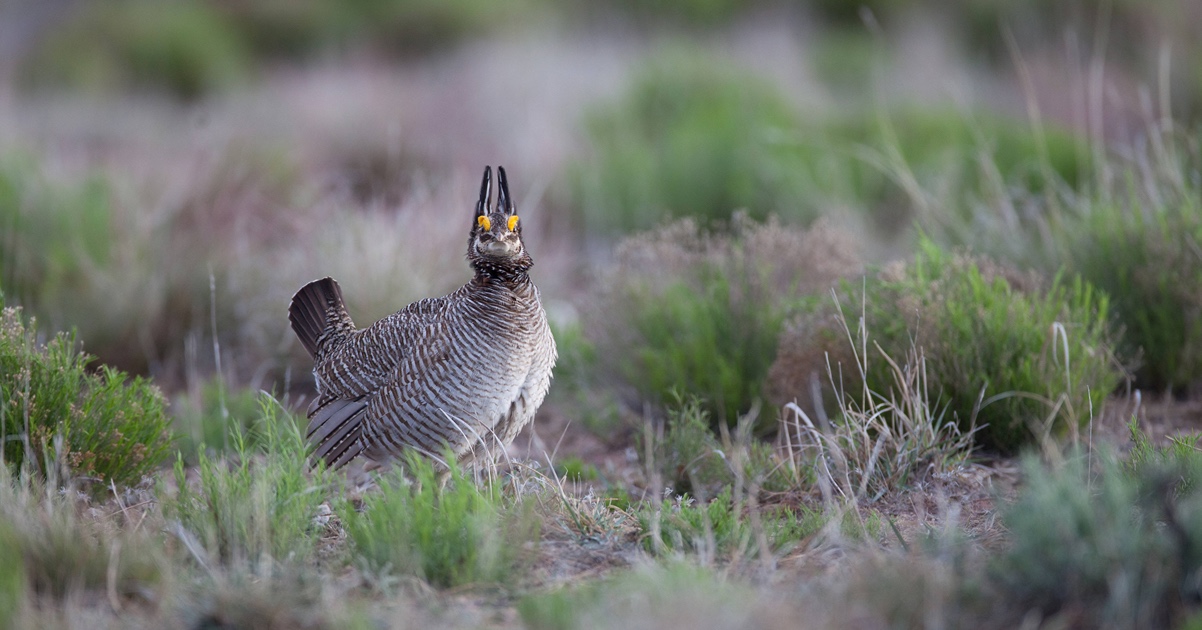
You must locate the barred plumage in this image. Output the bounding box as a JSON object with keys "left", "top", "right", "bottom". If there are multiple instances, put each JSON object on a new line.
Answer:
{"left": 288, "top": 166, "right": 557, "bottom": 472}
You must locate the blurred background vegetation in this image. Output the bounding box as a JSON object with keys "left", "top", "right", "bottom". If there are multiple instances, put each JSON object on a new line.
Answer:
{"left": 4, "top": 2, "right": 1202, "bottom": 628}
{"left": 0, "top": 0, "right": 1200, "bottom": 462}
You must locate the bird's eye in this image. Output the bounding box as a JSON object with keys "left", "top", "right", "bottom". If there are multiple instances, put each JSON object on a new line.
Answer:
{"left": 479, "top": 233, "right": 493, "bottom": 242}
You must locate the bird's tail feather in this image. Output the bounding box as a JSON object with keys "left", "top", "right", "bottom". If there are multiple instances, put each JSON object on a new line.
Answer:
{"left": 289, "top": 277, "right": 353, "bottom": 357}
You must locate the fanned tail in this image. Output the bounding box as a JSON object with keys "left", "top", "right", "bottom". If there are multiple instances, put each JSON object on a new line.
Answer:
{"left": 289, "top": 277, "right": 354, "bottom": 358}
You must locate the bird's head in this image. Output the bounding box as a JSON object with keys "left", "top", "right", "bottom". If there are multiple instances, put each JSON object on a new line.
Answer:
{"left": 468, "top": 166, "right": 532, "bottom": 278}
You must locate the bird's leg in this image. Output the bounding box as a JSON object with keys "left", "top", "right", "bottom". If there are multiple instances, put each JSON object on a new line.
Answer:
{"left": 436, "top": 469, "right": 452, "bottom": 491}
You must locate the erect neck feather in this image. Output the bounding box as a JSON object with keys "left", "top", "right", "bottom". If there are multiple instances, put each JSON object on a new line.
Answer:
{"left": 471, "top": 257, "right": 532, "bottom": 284}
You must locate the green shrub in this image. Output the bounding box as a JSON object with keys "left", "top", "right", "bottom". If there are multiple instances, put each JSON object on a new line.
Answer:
{"left": 589, "top": 217, "right": 860, "bottom": 431}
{"left": 1057, "top": 199, "right": 1202, "bottom": 391}
{"left": 164, "top": 397, "right": 328, "bottom": 567}
{"left": 777, "top": 240, "right": 1122, "bottom": 453}
{"left": 0, "top": 305, "right": 173, "bottom": 486}
{"left": 20, "top": 0, "right": 253, "bottom": 99}
{"left": 914, "top": 121, "right": 1202, "bottom": 393}
{"left": 579, "top": 0, "right": 748, "bottom": 26}
{"left": 217, "top": 0, "right": 526, "bottom": 60}
{"left": 991, "top": 448, "right": 1202, "bottom": 629}
{"left": 569, "top": 51, "right": 815, "bottom": 234}
{"left": 341, "top": 453, "right": 538, "bottom": 589}
{"left": 882, "top": 243, "right": 1120, "bottom": 452}
{"left": 847, "top": 106, "right": 1089, "bottom": 199}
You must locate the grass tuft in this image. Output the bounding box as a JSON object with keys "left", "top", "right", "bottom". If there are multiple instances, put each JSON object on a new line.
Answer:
{"left": 341, "top": 453, "right": 539, "bottom": 589}
{"left": 163, "top": 396, "right": 328, "bottom": 568}
{"left": 779, "top": 323, "right": 977, "bottom": 502}
{"left": 642, "top": 397, "right": 792, "bottom": 498}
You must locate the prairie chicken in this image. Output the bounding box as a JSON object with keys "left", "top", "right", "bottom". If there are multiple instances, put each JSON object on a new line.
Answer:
{"left": 288, "top": 166, "right": 557, "bottom": 472}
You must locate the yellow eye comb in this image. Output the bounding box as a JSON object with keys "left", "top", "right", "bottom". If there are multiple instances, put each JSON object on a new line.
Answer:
{"left": 507, "top": 215, "right": 519, "bottom": 231}
{"left": 477, "top": 216, "right": 491, "bottom": 231}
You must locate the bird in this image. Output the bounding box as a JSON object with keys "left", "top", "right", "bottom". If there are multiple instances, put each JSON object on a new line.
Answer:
{"left": 288, "top": 166, "right": 557, "bottom": 475}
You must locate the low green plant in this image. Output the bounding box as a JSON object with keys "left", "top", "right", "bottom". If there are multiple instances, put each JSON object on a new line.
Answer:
{"left": 568, "top": 48, "right": 1090, "bottom": 237}
{"left": 1124, "top": 418, "right": 1202, "bottom": 494}
{"left": 0, "top": 305, "right": 173, "bottom": 486}
{"left": 0, "top": 158, "right": 112, "bottom": 320}
{"left": 639, "top": 486, "right": 820, "bottom": 559}
{"left": 219, "top": 0, "right": 526, "bottom": 60}
{"left": 991, "top": 447, "right": 1202, "bottom": 629}
{"left": 642, "top": 398, "right": 791, "bottom": 498}
{"left": 341, "top": 453, "right": 538, "bottom": 589}
{"left": 164, "top": 396, "right": 328, "bottom": 567}
{"left": 555, "top": 456, "right": 599, "bottom": 483}
{"left": 915, "top": 123, "right": 1202, "bottom": 394}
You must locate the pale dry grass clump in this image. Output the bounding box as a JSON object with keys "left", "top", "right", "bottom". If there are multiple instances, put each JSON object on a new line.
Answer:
{"left": 772, "top": 240, "right": 1121, "bottom": 453}
{"left": 778, "top": 300, "right": 977, "bottom": 504}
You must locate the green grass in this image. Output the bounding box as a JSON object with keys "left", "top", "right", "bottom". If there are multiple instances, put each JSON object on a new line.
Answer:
{"left": 340, "top": 453, "right": 539, "bottom": 589}
{"left": 777, "top": 327, "right": 976, "bottom": 501}
{"left": 164, "top": 396, "right": 328, "bottom": 567}
{"left": 0, "top": 303, "right": 173, "bottom": 487}
{"left": 639, "top": 486, "right": 821, "bottom": 559}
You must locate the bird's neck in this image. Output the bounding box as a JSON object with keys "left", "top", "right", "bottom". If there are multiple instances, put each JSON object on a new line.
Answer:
{"left": 471, "top": 262, "right": 532, "bottom": 287}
